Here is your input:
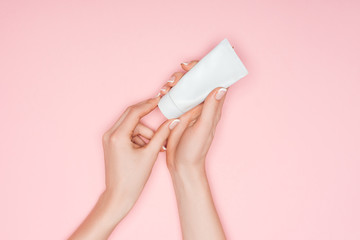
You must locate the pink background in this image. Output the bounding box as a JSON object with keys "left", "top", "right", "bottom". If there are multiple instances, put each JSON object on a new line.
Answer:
{"left": 1, "top": 0, "right": 360, "bottom": 239}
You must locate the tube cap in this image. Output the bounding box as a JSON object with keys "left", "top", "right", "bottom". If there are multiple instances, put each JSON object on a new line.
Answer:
{"left": 158, "top": 93, "right": 184, "bottom": 119}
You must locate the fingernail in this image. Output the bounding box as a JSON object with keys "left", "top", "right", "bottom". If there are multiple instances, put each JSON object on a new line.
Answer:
{"left": 169, "top": 119, "right": 180, "bottom": 130}
{"left": 154, "top": 92, "right": 160, "bottom": 98}
{"left": 160, "top": 87, "right": 167, "bottom": 92}
{"left": 167, "top": 75, "right": 175, "bottom": 83}
{"left": 181, "top": 62, "right": 190, "bottom": 66}
{"left": 162, "top": 145, "right": 167, "bottom": 151}
{"left": 215, "top": 88, "right": 227, "bottom": 100}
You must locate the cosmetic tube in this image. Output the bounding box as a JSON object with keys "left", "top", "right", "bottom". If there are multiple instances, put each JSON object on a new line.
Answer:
{"left": 158, "top": 38, "right": 248, "bottom": 119}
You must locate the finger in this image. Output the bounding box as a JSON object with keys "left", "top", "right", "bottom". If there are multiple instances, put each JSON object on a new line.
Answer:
{"left": 160, "top": 144, "right": 167, "bottom": 152}
{"left": 113, "top": 97, "right": 160, "bottom": 138}
{"left": 106, "top": 108, "right": 131, "bottom": 135}
{"left": 197, "top": 87, "right": 228, "bottom": 129}
{"left": 132, "top": 135, "right": 146, "bottom": 147}
{"left": 214, "top": 87, "right": 228, "bottom": 125}
{"left": 107, "top": 94, "right": 161, "bottom": 135}
{"left": 180, "top": 60, "right": 199, "bottom": 71}
{"left": 166, "top": 72, "right": 185, "bottom": 87}
{"left": 188, "top": 106, "right": 203, "bottom": 127}
{"left": 189, "top": 103, "right": 203, "bottom": 122}
{"left": 158, "top": 72, "right": 186, "bottom": 97}
{"left": 159, "top": 85, "right": 171, "bottom": 96}
{"left": 146, "top": 118, "right": 180, "bottom": 155}
{"left": 167, "top": 104, "right": 203, "bottom": 150}
{"left": 133, "top": 122, "right": 154, "bottom": 140}
{"left": 159, "top": 71, "right": 186, "bottom": 96}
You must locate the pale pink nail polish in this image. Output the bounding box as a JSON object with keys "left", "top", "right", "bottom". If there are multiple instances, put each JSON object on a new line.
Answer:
{"left": 168, "top": 76, "right": 175, "bottom": 83}
{"left": 215, "top": 88, "right": 227, "bottom": 100}
{"left": 169, "top": 119, "right": 180, "bottom": 130}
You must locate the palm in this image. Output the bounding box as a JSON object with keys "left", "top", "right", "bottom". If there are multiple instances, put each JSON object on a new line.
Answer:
{"left": 159, "top": 59, "right": 225, "bottom": 171}
{"left": 166, "top": 107, "right": 215, "bottom": 169}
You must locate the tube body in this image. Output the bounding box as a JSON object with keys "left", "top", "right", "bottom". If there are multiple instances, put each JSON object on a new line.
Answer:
{"left": 158, "top": 38, "right": 248, "bottom": 119}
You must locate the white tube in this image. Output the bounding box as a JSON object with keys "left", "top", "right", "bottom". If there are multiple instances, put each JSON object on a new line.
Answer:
{"left": 158, "top": 38, "right": 248, "bottom": 119}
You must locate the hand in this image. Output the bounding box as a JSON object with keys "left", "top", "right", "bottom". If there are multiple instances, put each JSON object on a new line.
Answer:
{"left": 159, "top": 60, "right": 228, "bottom": 240}
{"left": 159, "top": 60, "right": 228, "bottom": 173}
{"left": 69, "top": 96, "right": 180, "bottom": 240}
{"left": 101, "top": 96, "right": 180, "bottom": 210}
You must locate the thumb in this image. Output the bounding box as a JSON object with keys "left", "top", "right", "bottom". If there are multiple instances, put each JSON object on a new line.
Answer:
{"left": 198, "top": 87, "right": 228, "bottom": 128}
{"left": 146, "top": 118, "right": 180, "bottom": 154}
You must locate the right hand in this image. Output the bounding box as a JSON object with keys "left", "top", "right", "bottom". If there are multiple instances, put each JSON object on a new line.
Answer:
{"left": 101, "top": 96, "right": 179, "bottom": 212}
{"left": 159, "top": 60, "right": 228, "bottom": 173}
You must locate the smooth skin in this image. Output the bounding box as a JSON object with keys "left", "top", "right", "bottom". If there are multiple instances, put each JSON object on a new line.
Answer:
{"left": 161, "top": 60, "right": 227, "bottom": 240}
{"left": 68, "top": 97, "right": 180, "bottom": 240}
{"left": 69, "top": 60, "right": 227, "bottom": 240}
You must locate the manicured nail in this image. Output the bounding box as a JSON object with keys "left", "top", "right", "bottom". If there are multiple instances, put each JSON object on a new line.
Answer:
{"left": 215, "top": 88, "right": 227, "bottom": 100}
{"left": 162, "top": 145, "right": 167, "bottom": 151}
{"left": 168, "top": 75, "right": 175, "bottom": 83}
{"left": 160, "top": 88, "right": 167, "bottom": 92}
{"left": 169, "top": 119, "right": 180, "bottom": 130}
{"left": 181, "top": 62, "right": 190, "bottom": 66}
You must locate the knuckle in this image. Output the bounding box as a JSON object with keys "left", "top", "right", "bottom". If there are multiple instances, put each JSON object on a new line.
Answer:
{"left": 124, "top": 106, "right": 132, "bottom": 115}
{"left": 126, "top": 105, "right": 134, "bottom": 112}
{"left": 126, "top": 106, "right": 138, "bottom": 116}
{"left": 109, "top": 132, "right": 122, "bottom": 144}
{"left": 188, "top": 119, "right": 197, "bottom": 127}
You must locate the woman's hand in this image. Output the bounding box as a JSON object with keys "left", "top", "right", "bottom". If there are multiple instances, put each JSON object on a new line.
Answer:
{"left": 159, "top": 60, "right": 228, "bottom": 240}
{"left": 160, "top": 60, "right": 228, "bottom": 173}
{"left": 101, "top": 96, "right": 180, "bottom": 207}
{"left": 69, "top": 96, "right": 180, "bottom": 240}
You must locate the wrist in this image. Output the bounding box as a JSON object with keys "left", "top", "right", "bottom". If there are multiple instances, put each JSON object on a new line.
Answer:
{"left": 167, "top": 158, "right": 206, "bottom": 176}
{"left": 169, "top": 164, "right": 208, "bottom": 187}
{"left": 100, "top": 189, "right": 134, "bottom": 223}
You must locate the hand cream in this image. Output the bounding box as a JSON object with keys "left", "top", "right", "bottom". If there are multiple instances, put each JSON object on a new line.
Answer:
{"left": 158, "top": 38, "right": 248, "bottom": 119}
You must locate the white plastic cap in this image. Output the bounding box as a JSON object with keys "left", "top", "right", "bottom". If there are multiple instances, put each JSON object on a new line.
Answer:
{"left": 158, "top": 93, "right": 183, "bottom": 119}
